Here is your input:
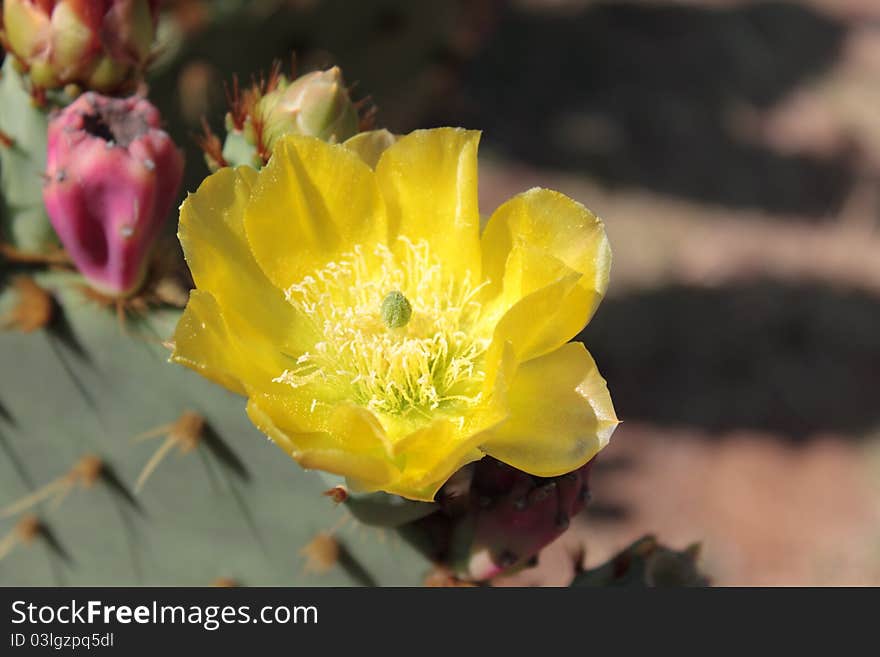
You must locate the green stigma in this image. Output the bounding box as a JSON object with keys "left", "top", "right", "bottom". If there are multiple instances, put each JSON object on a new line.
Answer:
{"left": 380, "top": 290, "right": 412, "bottom": 329}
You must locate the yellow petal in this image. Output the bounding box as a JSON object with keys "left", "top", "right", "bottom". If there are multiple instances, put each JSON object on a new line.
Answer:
{"left": 385, "top": 420, "right": 487, "bottom": 502}
{"left": 243, "top": 135, "right": 388, "bottom": 292}
{"left": 246, "top": 396, "right": 398, "bottom": 486}
{"left": 481, "top": 342, "right": 618, "bottom": 477}
{"left": 179, "top": 166, "right": 256, "bottom": 280}
{"left": 327, "top": 404, "right": 398, "bottom": 456}
{"left": 489, "top": 245, "right": 594, "bottom": 362}
{"left": 244, "top": 387, "right": 334, "bottom": 435}
{"left": 249, "top": 392, "right": 396, "bottom": 469}
{"left": 343, "top": 129, "right": 397, "bottom": 169}
{"left": 171, "top": 290, "right": 245, "bottom": 395}
{"left": 179, "top": 166, "right": 313, "bottom": 357}
{"left": 375, "top": 128, "right": 482, "bottom": 279}
{"left": 481, "top": 188, "right": 611, "bottom": 359}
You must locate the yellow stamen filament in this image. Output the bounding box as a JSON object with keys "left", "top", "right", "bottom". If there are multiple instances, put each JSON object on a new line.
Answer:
{"left": 133, "top": 411, "right": 204, "bottom": 493}
{"left": 278, "top": 238, "right": 491, "bottom": 420}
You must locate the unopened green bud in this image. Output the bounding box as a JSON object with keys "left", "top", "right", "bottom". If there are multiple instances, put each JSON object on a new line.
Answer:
{"left": 205, "top": 64, "right": 369, "bottom": 169}
{"left": 261, "top": 67, "right": 360, "bottom": 147}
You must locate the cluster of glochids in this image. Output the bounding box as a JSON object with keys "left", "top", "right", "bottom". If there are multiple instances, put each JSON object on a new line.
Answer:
{"left": 197, "top": 57, "right": 375, "bottom": 171}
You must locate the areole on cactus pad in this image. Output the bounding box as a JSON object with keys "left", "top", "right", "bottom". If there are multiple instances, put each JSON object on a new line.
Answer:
{"left": 42, "top": 91, "right": 184, "bottom": 297}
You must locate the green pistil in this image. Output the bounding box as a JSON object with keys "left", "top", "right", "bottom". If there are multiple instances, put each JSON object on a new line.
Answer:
{"left": 380, "top": 290, "right": 412, "bottom": 329}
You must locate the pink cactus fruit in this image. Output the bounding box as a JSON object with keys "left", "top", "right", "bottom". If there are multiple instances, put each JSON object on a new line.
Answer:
{"left": 43, "top": 91, "right": 183, "bottom": 296}
{"left": 420, "top": 457, "right": 593, "bottom": 582}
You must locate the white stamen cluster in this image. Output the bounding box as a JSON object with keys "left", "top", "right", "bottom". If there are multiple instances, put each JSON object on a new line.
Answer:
{"left": 275, "top": 237, "right": 490, "bottom": 419}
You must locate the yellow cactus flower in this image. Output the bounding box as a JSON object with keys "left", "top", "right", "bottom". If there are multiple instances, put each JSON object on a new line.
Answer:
{"left": 171, "top": 128, "right": 618, "bottom": 501}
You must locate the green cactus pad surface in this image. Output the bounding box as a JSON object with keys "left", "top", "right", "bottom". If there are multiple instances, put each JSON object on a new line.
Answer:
{"left": 0, "top": 60, "right": 57, "bottom": 253}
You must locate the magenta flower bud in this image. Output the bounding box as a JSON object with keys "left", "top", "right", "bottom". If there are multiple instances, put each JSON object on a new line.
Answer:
{"left": 43, "top": 92, "right": 183, "bottom": 296}
{"left": 429, "top": 457, "right": 594, "bottom": 581}
{"left": 463, "top": 460, "right": 593, "bottom": 580}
